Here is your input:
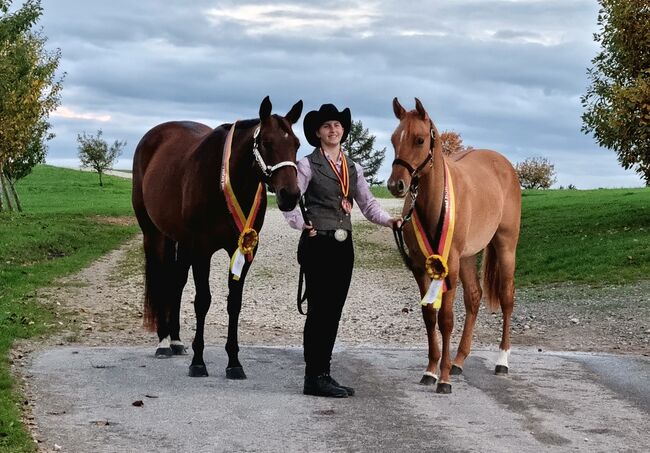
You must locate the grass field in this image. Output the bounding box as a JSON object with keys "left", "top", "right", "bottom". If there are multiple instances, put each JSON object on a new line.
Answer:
{"left": 0, "top": 166, "right": 649, "bottom": 451}
{"left": 365, "top": 185, "right": 650, "bottom": 286}
{"left": 0, "top": 165, "right": 138, "bottom": 452}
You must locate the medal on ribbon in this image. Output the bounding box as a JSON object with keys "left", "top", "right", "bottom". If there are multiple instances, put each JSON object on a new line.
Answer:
{"left": 412, "top": 162, "right": 456, "bottom": 309}
{"left": 323, "top": 148, "right": 352, "bottom": 215}
{"left": 221, "top": 122, "right": 265, "bottom": 280}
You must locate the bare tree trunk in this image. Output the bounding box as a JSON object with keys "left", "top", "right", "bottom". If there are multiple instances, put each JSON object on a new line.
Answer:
{"left": 6, "top": 174, "right": 22, "bottom": 212}
{"left": 0, "top": 169, "right": 15, "bottom": 212}
{"left": 99, "top": 171, "right": 103, "bottom": 187}
{"left": 0, "top": 172, "right": 4, "bottom": 212}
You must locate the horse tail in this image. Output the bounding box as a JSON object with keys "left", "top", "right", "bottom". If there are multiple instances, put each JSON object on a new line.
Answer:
{"left": 142, "top": 252, "right": 160, "bottom": 331}
{"left": 482, "top": 242, "right": 501, "bottom": 313}
{"left": 142, "top": 238, "right": 174, "bottom": 332}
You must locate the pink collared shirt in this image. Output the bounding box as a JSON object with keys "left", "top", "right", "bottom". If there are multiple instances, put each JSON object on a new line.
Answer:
{"left": 283, "top": 153, "right": 393, "bottom": 230}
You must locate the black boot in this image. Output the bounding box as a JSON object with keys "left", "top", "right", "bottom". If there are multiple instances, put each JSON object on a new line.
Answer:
{"left": 326, "top": 375, "right": 355, "bottom": 397}
{"left": 304, "top": 374, "right": 348, "bottom": 398}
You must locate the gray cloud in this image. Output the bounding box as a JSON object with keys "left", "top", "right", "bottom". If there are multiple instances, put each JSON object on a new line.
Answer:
{"left": 41, "top": 0, "right": 643, "bottom": 188}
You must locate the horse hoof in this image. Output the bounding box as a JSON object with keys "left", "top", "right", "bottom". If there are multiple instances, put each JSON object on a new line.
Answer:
{"left": 226, "top": 367, "right": 247, "bottom": 380}
{"left": 450, "top": 365, "right": 463, "bottom": 375}
{"left": 436, "top": 383, "right": 452, "bottom": 394}
{"left": 171, "top": 344, "right": 188, "bottom": 355}
{"left": 155, "top": 347, "right": 173, "bottom": 358}
{"left": 495, "top": 365, "right": 509, "bottom": 376}
{"left": 419, "top": 374, "right": 437, "bottom": 386}
{"left": 188, "top": 364, "right": 209, "bottom": 377}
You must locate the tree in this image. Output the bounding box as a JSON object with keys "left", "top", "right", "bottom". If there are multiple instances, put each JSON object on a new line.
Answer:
{"left": 515, "top": 156, "right": 557, "bottom": 189}
{"left": 343, "top": 120, "right": 386, "bottom": 185}
{"left": 581, "top": 0, "right": 650, "bottom": 186}
{"left": 439, "top": 130, "right": 474, "bottom": 157}
{"left": 0, "top": 0, "right": 63, "bottom": 211}
{"left": 77, "top": 130, "right": 126, "bottom": 187}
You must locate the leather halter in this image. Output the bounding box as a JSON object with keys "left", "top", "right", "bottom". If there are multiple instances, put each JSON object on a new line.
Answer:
{"left": 252, "top": 126, "right": 298, "bottom": 183}
{"left": 391, "top": 122, "right": 436, "bottom": 271}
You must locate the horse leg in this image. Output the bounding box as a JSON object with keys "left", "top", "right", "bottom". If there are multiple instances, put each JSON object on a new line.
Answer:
{"left": 436, "top": 269, "right": 459, "bottom": 394}
{"left": 169, "top": 242, "right": 191, "bottom": 356}
{"left": 416, "top": 272, "right": 441, "bottom": 386}
{"left": 189, "top": 255, "right": 212, "bottom": 377}
{"left": 496, "top": 244, "right": 517, "bottom": 376}
{"left": 224, "top": 263, "right": 251, "bottom": 380}
{"left": 451, "top": 255, "right": 482, "bottom": 375}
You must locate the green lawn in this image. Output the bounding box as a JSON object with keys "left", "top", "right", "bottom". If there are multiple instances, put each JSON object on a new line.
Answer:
{"left": 362, "top": 186, "right": 650, "bottom": 287}
{"left": 0, "top": 165, "right": 138, "bottom": 452}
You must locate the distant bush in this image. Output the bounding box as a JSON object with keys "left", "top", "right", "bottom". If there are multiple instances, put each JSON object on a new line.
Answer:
{"left": 439, "top": 130, "right": 474, "bottom": 157}
{"left": 515, "top": 156, "right": 557, "bottom": 189}
{"left": 77, "top": 130, "right": 126, "bottom": 187}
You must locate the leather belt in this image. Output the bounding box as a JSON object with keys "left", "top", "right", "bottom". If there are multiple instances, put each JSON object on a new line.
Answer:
{"left": 315, "top": 229, "right": 349, "bottom": 242}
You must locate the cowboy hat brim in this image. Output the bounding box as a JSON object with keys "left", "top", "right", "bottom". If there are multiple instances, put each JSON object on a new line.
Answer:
{"left": 303, "top": 104, "right": 351, "bottom": 148}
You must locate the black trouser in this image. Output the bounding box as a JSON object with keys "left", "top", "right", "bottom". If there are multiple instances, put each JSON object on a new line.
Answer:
{"left": 302, "top": 232, "right": 354, "bottom": 377}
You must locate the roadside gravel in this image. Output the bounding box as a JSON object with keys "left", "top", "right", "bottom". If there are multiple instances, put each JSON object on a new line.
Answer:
{"left": 24, "top": 199, "right": 649, "bottom": 356}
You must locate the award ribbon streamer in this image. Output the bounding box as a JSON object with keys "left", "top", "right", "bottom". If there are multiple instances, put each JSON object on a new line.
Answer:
{"left": 220, "top": 122, "right": 265, "bottom": 280}
{"left": 413, "top": 163, "right": 456, "bottom": 309}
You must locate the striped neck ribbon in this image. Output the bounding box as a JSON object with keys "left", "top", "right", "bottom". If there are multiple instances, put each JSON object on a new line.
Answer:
{"left": 411, "top": 162, "right": 456, "bottom": 309}
{"left": 220, "top": 121, "right": 265, "bottom": 280}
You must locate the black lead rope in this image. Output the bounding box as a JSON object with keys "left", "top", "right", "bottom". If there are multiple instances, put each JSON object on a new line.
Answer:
{"left": 297, "top": 196, "right": 309, "bottom": 315}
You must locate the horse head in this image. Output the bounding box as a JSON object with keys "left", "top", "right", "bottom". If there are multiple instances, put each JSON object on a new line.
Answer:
{"left": 255, "top": 96, "right": 303, "bottom": 211}
{"left": 387, "top": 97, "right": 440, "bottom": 198}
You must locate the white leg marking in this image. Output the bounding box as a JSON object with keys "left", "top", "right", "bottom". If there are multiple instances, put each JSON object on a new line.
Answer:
{"left": 158, "top": 337, "right": 171, "bottom": 349}
{"left": 496, "top": 348, "right": 510, "bottom": 368}
{"left": 170, "top": 340, "right": 184, "bottom": 346}
{"left": 423, "top": 370, "right": 439, "bottom": 380}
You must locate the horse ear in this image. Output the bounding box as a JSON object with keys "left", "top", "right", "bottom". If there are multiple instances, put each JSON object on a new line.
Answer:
{"left": 414, "top": 98, "right": 428, "bottom": 120}
{"left": 260, "top": 96, "right": 272, "bottom": 120}
{"left": 285, "top": 100, "right": 303, "bottom": 124}
{"left": 393, "top": 97, "right": 406, "bottom": 119}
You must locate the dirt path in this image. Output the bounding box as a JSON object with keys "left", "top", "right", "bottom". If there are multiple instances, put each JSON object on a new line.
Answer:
{"left": 21, "top": 204, "right": 650, "bottom": 355}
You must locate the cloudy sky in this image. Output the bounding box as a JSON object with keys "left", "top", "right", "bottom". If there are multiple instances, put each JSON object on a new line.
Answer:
{"left": 39, "top": 0, "right": 644, "bottom": 189}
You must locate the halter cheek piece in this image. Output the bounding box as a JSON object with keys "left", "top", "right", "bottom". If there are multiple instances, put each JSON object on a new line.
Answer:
{"left": 252, "top": 126, "right": 298, "bottom": 182}
{"left": 391, "top": 124, "right": 436, "bottom": 221}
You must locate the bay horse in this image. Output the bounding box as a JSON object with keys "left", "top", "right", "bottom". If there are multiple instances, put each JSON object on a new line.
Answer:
{"left": 388, "top": 98, "right": 521, "bottom": 394}
{"left": 132, "top": 96, "right": 303, "bottom": 378}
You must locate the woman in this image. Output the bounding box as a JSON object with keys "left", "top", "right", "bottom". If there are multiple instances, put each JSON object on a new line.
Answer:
{"left": 284, "top": 103, "right": 401, "bottom": 398}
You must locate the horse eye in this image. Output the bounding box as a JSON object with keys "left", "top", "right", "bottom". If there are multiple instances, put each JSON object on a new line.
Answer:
{"left": 416, "top": 137, "right": 425, "bottom": 145}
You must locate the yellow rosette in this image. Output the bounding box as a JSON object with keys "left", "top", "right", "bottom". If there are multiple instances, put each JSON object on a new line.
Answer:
{"left": 425, "top": 254, "right": 448, "bottom": 280}
{"left": 238, "top": 228, "right": 259, "bottom": 255}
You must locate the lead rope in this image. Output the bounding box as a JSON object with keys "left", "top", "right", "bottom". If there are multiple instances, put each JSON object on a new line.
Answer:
{"left": 297, "top": 196, "right": 309, "bottom": 315}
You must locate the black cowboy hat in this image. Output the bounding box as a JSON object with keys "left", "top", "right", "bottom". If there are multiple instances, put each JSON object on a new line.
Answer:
{"left": 303, "top": 103, "right": 351, "bottom": 148}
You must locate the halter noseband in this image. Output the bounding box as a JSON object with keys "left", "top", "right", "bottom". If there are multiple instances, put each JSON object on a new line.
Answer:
{"left": 391, "top": 124, "right": 435, "bottom": 181}
{"left": 252, "top": 126, "right": 298, "bottom": 180}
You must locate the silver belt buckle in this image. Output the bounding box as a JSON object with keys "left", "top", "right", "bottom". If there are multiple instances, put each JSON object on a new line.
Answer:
{"left": 334, "top": 229, "right": 348, "bottom": 242}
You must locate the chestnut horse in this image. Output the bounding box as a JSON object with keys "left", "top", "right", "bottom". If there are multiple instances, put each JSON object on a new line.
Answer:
{"left": 388, "top": 98, "right": 521, "bottom": 394}
{"left": 132, "top": 96, "right": 303, "bottom": 378}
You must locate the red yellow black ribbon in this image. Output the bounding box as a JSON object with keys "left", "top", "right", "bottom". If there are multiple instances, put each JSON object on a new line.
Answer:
{"left": 220, "top": 122, "right": 264, "bottom": 278}
{"left": 322, "top": 149, "right": 350, "bottom": 198}
{"left": 411, "top": 162, "right": 456, "bottom": 309}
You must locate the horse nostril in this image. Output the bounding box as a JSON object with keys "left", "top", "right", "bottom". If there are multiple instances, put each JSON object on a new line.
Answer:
{"left": 397, "top": 180, "right": 405, "bottom": 193}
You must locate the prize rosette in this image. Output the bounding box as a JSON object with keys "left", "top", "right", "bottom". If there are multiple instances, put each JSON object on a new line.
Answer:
{"left": 238, "top": 228, "right": 259, "bottom": 256}
{"left": 425, "top": 254, "right": 448, "bottom": 280}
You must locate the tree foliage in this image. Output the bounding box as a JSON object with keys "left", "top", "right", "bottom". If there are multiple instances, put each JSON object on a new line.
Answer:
{"left": 0, "top": 0, "right": 63, "bottom": 211}
{"left": 581, "top": 0, "right": 650, "bottom": 186}
{"left": 439, "top": 130, "right": 474, "bottom": 157}
{"left": 343, "top": 120, "right": 386, "bottom": 185}
{"left": 515, "top": 156, "right": 557, "bottom": 189}
{"left": 77, "top": 130, "right": 126, "bottom": 187}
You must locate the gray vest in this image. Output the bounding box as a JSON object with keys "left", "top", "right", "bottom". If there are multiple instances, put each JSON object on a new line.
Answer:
{"left": 305, "top": 148, "right": 358, "bottom": 231}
